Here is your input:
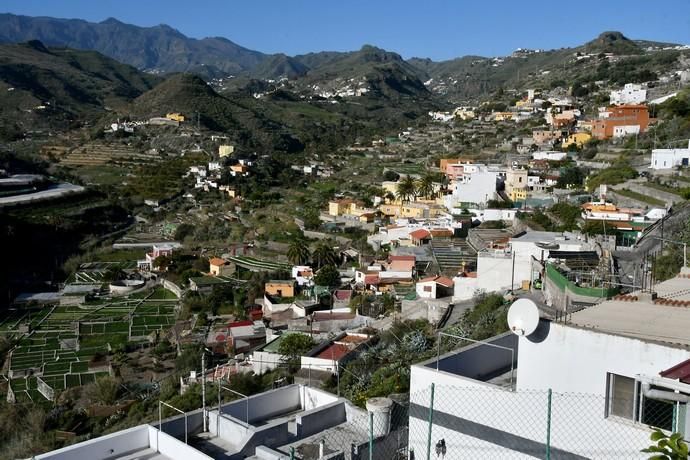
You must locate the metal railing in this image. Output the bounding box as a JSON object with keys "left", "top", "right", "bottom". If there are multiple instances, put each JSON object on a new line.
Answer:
{"left": 158, "top": 400, "right": 188, "bottom": 444}
{"left": 217, "top": 384, "right": 249, "bottom": 436}
{"left": 435, "top": 332, "right": 516, "bottom": 390}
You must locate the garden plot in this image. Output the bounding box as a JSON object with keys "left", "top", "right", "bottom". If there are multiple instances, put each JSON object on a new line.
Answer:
{"left": 8, "top": 377, "right": 50, "bottom": 404}
{"left": 3, "top": 285, "right": 179, "bottom": 399}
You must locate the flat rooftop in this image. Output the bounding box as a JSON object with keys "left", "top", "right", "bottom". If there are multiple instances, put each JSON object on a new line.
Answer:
{"left": 511, "top": 230, "right": 576, "bottom": 244}
{"left": 568, "top": 272, "right": 690, "bottom": 349}
{"left": 419, "top": 332, "right": 518, "bottom": 389}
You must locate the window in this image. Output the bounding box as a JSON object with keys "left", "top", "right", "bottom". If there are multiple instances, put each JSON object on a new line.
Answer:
{"left": 423, "top": 286, "right": 432, "bottom": 292}
{"left": 608, "top": 374, "right": 636, "bottom": 420}
{"left": 606, "top": 373, "right": 681, "bottom": 431}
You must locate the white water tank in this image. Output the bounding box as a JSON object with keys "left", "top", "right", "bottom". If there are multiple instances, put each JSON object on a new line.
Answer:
{"left": 366, "top": 397, "right": 394, "bottom": 438}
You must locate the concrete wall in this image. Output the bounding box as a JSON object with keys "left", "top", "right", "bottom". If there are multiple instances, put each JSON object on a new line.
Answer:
{"left": 208, "top": 410, "right": 290, "bottom": 457}
{"left": 34, "top": 425, "right": 151, "bottom": 460}
{"left": 296, "top": 401, "right": 346, "bottom": 437}
{"left": 611, "top": 181, "right": 681, "bottom": 207}
{"left": 407, "top": 382, "right": 655, "bottom": 459}
{"left": 510, "top": 239, "right": 583, "bottom": 288}
{"left": 154, "top": 408, "right": 204, "bottom": 439}
{"left": 476, "top": 254, "right": 514, "bottom": 292}
{"left": 453, "top": 276, "right": 478, "bottom": 300}
{"left": 301, "top": 385, "right": 339, "bottom": 411}
{"left": 301, "top": 355, "right": 338, "bottom": 373}
{"left": 148, "top": 427, "right": 212, "bottom": 460}
{"left": 221, "top": 385, "right": 301, "bottom": 424}
{"left": 162, "top": 279, "right": 184, "bottom": 298}
{"left": 254, "top": 446, "right": 291, "bottom": 460}
{"left": 252, "top": 350, "right": 282, "bottom": 374}
{"left": 517, "top": 323, "right": 690, "bottom": 394}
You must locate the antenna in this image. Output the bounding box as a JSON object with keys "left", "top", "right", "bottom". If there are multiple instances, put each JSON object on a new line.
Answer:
{"left": 507, "top": 298, "right": 540, "bottom": 336}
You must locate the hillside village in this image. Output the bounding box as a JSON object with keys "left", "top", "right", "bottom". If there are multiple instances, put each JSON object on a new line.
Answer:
{"left": 2, "top": 14, "right": 690, "bottom": 459}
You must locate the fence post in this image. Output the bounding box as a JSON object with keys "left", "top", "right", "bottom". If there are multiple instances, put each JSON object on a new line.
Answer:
{"left": 426, "top": 383, "right": 435, "bottom": 460}
{"left": 369, "top": 411, "right": 374, "bottom": 460}
{"left": 546, "top": 388, "right": 552, "bottom": 460}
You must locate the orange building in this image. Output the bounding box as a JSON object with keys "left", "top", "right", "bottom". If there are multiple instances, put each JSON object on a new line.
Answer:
{"left": 591, "top": 105, "right": 649, "bottom": 140}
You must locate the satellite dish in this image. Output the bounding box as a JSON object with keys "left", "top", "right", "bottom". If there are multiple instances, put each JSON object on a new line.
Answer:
{"left": 507, "top": 298, "right": 540, "bottom": 336}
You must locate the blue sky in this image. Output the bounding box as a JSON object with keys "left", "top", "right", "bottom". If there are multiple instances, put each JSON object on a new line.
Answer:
{"left": 3, "top": 0, "right": 690, "bottom": 60}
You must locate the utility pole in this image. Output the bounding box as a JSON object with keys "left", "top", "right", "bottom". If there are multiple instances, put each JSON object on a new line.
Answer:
{"left": 202, "top": 351, "right": 206, "bottom": 432}
{"left": 511, "top": 251, "right": 516, "bottom": 293}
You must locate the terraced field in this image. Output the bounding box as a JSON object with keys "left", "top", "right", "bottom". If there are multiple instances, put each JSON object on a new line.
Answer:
{"left": 4, "top": 284, "right": 180, "bottom": 403}
{"left": 228, "top": 255, "right": 291, "bottom": 272}
{"left": 56, "top": 142, "right": 163, "bottom": 167}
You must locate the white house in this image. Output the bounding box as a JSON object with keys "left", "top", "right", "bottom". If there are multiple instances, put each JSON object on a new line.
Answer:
{"left": 415, "top": 276, "right": 454, "bottom": 299}
{"left": 444, "top": 166, "right": 498, "bottom": 209}
{"left": 412, "top": 271, "right": 690, "bottom": 458}
{"left": 650, "top": 140, "right": 690, "bottom": 170}
{"left": 613, "top": 124, "right": 641, "bottom": 138}
{"left": 291, "top": 266, "right": 314, "bottom": 287}
{"left": 610, "top": 83, "right": 647, "bottom": 105}
{"left": 453, "top": 231, "right": 586, "bottom": 300}
{"left": 468, "top": 208, "right": 519, "bottom": 222}
{"left": 532, "top": 151, "right": 567, "bottom": 161}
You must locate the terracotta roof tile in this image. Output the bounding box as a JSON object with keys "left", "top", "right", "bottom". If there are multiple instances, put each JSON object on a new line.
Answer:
{"left": 409, "top": 229, "right": 431, "bottom": 239}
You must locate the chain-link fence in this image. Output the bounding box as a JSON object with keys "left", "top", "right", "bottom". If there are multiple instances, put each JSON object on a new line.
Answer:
{"left": 407, "top": 384, "right": 680, "bottom": 460}
{"left": 297, "top": 394, "right": 410, "bottom": 460}
{"left": 290, "top": 383, "right": 684, "bottom": 459}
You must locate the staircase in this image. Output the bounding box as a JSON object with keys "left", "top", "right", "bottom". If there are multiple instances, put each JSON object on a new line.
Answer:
{"left": 431, "top": 239, "right": 477, "bottom": 276}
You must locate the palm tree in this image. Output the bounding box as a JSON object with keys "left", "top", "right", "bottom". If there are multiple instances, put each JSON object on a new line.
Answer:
{"left": 312, "top": 242, "right": 339, "bottom": 268}
{"left": 417, "top": 173, "right": 436, "bottom": 200}
{"left": 287, "top": 239, "right": 311, "bottom": 265}
{"left": 396, "top": 176, "right": 416, "bottom": 204}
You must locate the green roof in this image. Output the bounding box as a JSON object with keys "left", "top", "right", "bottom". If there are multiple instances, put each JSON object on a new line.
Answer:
{"left": 259, "top": 332, "right": 300, "bottom": 353}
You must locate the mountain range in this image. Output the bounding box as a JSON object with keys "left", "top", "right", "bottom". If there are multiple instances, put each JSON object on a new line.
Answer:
{"left": 1, "top": 14, "right": 683, "bottom": 86}
{"left": 0, "top": 13, "right": 687, "bottom": 144}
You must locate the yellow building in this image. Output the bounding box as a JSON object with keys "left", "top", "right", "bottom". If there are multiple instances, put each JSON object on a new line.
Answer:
{"left": 505, "top": 168, "right": 528, "bottom": 196}
{"left": 509, "top": 188, "right": 528, "bottom": 202}
{"left": 328, "top": 199, "right": 354, "bottom": 216}
{"left": 562, "top": 132, "right": 592, "bottom": 149}
{"left": 328, "top": 199, "right": 375, "bottom": 217}
{"left": 453, "top": 107, "right": 476, "bottom": 120}
{"left": 166, "top": 112, "right": 185, "bottom": 122}
{"left": 378, "top": 202, "right": 445, "bottom": 219}
{"left": 493, "top": 112, "right": 516, "bottom": 122}
{"left": 219, "top": 145, "right": 235, "bottom": 157}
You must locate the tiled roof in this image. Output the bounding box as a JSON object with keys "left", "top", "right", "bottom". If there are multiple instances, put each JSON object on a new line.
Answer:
{"left": 209, "top": 257, "right": 227, "bottom": 266}
{"left": 418, "top": 275, "right": 455, "bottom": 288}
{"left": 409, "top": 229, "right": 431, "bottom": 240}
{"left": 333, "top": 290, "right": 353, "bottom": 301}
{"left": 315, "top": 343, "right": 351, "bottom": 361}
{"left": 364, "top": 274, "right": 379, "bottom": 285}
{"left": 660, "top": 359, "right": 690, "bottom": 384}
